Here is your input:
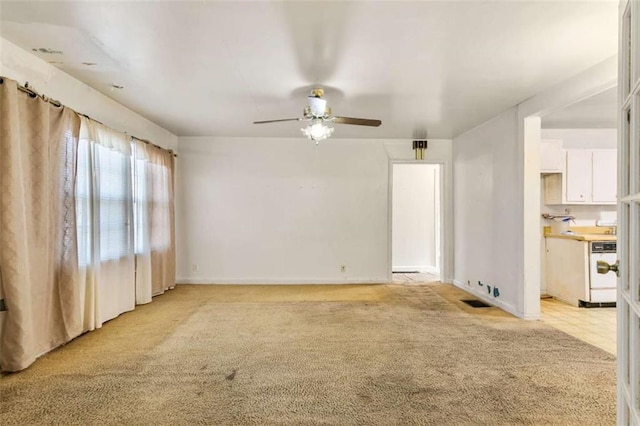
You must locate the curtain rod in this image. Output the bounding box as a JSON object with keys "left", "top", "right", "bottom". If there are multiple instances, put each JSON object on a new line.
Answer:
{"left": 0, "top": 76, "right": 177, "bottom": 158}
{"left": 131, "top": 136, "right": 177, "bottom": 157}
{"left": 79, "top": 113, "right": 103, "bottom": 125}
{"left": 1, "top": 77, "right": 63, "bottom": 108}
{"left": 77, "top": 114, "right": 176, "bottom": 157}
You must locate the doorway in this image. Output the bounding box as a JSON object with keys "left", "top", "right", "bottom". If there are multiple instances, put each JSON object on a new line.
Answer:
{"left": 534, "top": 88, "right": 618, "bottom": 355}
{"left": 390, "top": 163, "right": 442, "bottom": 285}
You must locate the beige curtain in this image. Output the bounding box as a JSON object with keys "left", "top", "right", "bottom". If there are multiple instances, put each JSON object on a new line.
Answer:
{"left": 133, "top": 139, "right": 175, "bottom": 299}
{"left": 150, "top": 147, "right": 176, "bottom": 295}
{"left": 0, "top": 77, "right": 82, "bottom": 372}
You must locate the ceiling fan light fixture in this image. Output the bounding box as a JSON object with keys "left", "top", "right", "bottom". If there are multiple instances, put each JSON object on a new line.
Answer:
{"left": 255, "top": 87, "right": 380, "bottom": 140}
{"left": 301, "top": 119, "right": 334, "bottom": 144}
{"left": 308, "top": 96, "right": 327, "bottom": 116}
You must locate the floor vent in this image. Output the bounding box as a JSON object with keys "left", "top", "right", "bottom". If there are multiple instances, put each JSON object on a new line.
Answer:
{"left": 461, "top": 299, "right": 491, "bottom": 308}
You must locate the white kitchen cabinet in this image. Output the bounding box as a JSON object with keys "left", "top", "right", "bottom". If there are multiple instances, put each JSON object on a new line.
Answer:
{"left": 543, "top": 173, "right": 564, "bottom": 205}
{"left": 540, "top": 139, "right": 563, "bottom": 173}
{"left": 543, "top": 149, "right": 617, "bottom": 205}
{"left": 591, "top": 149, "right": 617, "bottom": 203}
{"left": 545, "top": 237, "right": 589, "bottom": 306}
{"left": 565, "top": 150, "right": 591, "bottom": 203}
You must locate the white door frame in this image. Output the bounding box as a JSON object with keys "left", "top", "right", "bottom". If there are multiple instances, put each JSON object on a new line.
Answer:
{"left": 388, "top": 159, "right": 446, "bottom": 283}
{"left": 617, "top": 0, "right": 639, "bottom": 422}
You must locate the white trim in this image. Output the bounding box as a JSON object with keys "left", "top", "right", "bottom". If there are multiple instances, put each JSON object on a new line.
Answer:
{"left": 618, "top": 0, "right": 638, "bottom": 422}
{"left": 387, "top": 160, "right": 393, "bottom": 283}
{"left": 176, "top": 277, "right": 390, "bottom": 285}
{"left": 452, "top": 280, "right": 531, "bottom": 320}
{"left": 388, "top": 160, "right": 447, "bottom": 285}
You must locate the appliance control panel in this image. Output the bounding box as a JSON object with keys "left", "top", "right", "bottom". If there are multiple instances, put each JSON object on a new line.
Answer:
{"left": 591, "top": 241, "right": 617, "bottom": 253}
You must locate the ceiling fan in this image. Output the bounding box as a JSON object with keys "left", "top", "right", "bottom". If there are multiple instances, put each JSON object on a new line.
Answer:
{"left": 253, "top": 88, "right": 382, "bottom": 143}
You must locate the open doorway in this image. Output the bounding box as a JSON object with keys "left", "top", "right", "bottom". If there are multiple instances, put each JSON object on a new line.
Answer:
{"left": 537, "top": 86, "right": 617, "bottom": 355}
{"left": 390, "top": 162, "right": 442, "bottom": 285}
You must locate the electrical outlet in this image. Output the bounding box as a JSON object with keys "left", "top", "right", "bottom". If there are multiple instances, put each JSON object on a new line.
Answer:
{"left": 340, "top": 265, "right": 346, "bottom": 272}
{"left": 192, "top": 264, "right": 199, "bottom": 272}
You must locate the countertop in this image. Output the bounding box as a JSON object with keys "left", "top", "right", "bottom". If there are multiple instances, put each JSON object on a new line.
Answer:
{"left": 544, "top": 233, "right": 617, "bottom": 242}
{"left": 543, "top": 225, "right": 617, "bottom": 242}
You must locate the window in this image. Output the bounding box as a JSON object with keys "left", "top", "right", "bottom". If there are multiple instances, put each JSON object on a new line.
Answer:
{"left": 96, "top": 144, "right": 132, "bottom": 261}
{"left": 76, "top": 123, "right": 133, "bottom": 267}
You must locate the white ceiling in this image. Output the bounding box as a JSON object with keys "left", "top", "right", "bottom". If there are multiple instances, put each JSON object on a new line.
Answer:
{"left": 542, "top": 86, "right": 618, "bottom": 129}
{"left": 0, "top": 1, "right": 619, "bottom": 139}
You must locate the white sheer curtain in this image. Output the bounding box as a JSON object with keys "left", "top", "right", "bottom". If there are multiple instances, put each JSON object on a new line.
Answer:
{"left": 77, "top": 117, "right": 135, "bottom": 330}
{"left": 133, "top": 139, "right": 175, "bottom": 301}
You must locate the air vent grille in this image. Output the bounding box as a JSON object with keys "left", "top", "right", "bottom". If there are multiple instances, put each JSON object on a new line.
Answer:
{"left": 461, "top": 299, "right": 491, "bottom": 308}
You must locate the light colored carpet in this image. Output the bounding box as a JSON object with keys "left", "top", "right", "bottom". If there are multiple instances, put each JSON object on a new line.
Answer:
{"left": 0, "top": 284, "right": 615, "bottom": 425}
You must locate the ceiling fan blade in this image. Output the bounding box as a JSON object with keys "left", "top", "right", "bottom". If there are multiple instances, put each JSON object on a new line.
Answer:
{"left": 333, "top": 116, "right": 382, "bottom": 127}
{"left": 253, "top": 118, "right": 301, "bottom": 124}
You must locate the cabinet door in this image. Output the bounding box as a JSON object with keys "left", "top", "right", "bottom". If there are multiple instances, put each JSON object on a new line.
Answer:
{"left": 540, "top": 139, "right": 563, "bottom": 172}
{"left": 591, "top": 150, "right": 617, "bottom": 203}
{"left": 565, "top": 150, "right": 591, "bottom": 203}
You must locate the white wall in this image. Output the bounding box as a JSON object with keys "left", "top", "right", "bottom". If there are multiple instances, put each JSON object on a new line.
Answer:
{"left": 175, "top": 137, "right": 453, "bottom": 284}
{"left": 0, "top": 38, "right": 177, "bottom": 150}
{"left": 453, "top": 107, "right": 521, "bottom": 316}
{"left": 392, "top": 164, "right": 439, "bottom": 273}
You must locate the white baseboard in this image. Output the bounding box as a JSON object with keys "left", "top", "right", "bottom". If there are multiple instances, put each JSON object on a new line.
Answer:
{"left": 451, "top": 280, "right": 533, "bottom": 320}
{"left": 424, "top": 265, "right": 440, "bottom": 274}
{"left": 519, "top": 311, "right": 542, "bottom": 321}
{"left": 176, "top": 277, "right": 390, "bottom": 285}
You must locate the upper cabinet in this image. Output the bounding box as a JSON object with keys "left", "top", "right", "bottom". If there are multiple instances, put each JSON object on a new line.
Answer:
{"left": 544, "top": 149, "right": 617, "bottom": 205}
{"left": 591, "top": 150, "right": 617, "bottom": 203}
{"left": 540, "top": 139, "right": 563, "bottom": 173}
{"left": 565, "top": 150, "right": 592, "bottom": 202}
